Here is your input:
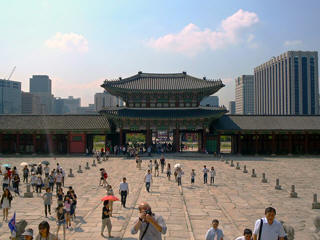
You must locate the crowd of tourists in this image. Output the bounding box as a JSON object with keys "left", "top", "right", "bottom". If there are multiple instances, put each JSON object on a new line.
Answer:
{"left": 1, "top": 154, "right": 290, "bottom": 240}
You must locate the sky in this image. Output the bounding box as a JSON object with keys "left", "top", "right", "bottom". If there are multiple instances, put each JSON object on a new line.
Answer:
{"left": 0, "top": 0, "right": 319, "bottom": 107}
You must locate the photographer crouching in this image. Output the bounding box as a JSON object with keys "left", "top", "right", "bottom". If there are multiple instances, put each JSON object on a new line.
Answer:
{"left": 131, "top": 202, "right": 167, "bottom": 239}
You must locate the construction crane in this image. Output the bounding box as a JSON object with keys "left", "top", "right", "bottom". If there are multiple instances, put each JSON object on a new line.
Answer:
{"left": 7, "top": 66, "right": 16, "bottom": 81}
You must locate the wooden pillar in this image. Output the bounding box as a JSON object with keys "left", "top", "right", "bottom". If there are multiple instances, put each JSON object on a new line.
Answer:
{"left": 146, "top": 95, "right": 150, "bottom": 108}
{"left": 0, "top": 133, "right": 2, "bottom": 154}
{"left": 47, "top": 134, "right": 53, "bottom": 154}
{"left": 255, "top": 134, "right": 259, "bottom": 155}
{"left": 217, "top": 133, "right": 221, "bottom": 154}
{"left": 16, "top": 133, "right": 20, "bottom": 153}
{"left": 202, "top": 131, "right": 207, "bottom": 153}
{"left": 33, "top": 134, "right": 37, "bottom": 153}
{"left": 272, "top": 132, "right": 276, "bottom": 155}
{"left": 67, "top": 132, "right": 71, "bottom": 154}
{"left": 288, "top": 133, "right": 292, "bottom": 155}
{"left": 197, "top": 132, "right": 202, "bottom": 152}
{"left": 237, "top": 134, "right": 242, "bottom": 155}
{"left": 174, "top": 128, "right": 180, "bottom": 152}
{"left": 304, "top": 133, "right": 309, "bottom": 155}
{"left": 119, "top": 128, "right": 123, "bottom": 146}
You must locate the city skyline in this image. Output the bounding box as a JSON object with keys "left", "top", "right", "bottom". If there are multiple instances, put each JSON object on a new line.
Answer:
{"left": 1, "top": 0, "right": 320, "bottom": 107}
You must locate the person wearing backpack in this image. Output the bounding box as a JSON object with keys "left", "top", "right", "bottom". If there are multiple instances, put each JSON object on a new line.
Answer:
{"left": 253, "top": 207, "right": 286, "bottom": 240}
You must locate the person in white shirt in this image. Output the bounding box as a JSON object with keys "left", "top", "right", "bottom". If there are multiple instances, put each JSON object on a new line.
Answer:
{"left": 235, "top": 228, "right": 252, "bottom": 240}
{"left": 30, "top": 173, "right": 38, "bottom": 192}
{"left": 253, "top": 207, "right": 285, "bottom": 240}
{"left": 119, "top": 177, "right": 129, "bottom": 208}
{"left": 148, "top": 160, "right": 153, "bottom": 173}
{"left": 203, "top": 165, "right": 209, "bottom": 184}
{"left": 144, "top": 170, "right": 153, "bottom": 192}
{"left": 210, "top": 167, "right": 216, "bottom": 185}
{"left": 44, "top": 165, "right": 50, "bottom": 177}
{"left": 205, "top": 219, "right": 224, "bottom": 240}
{"left": 176, "top": 168, "right": 184, "bottom": 186}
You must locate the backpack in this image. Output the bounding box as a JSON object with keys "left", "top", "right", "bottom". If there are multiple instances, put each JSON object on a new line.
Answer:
{"left": 103, "top": 172, "right": 108, "bottom": 179}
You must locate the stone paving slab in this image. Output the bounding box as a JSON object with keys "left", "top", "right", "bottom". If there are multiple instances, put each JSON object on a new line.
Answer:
{"left": 0, "top": 155, "right": 319, "bottom": 239}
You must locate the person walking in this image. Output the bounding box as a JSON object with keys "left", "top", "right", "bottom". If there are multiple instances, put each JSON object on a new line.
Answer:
{"left": 253, "top": 207, "right": 286, "bottom": 240}
{"left": 48, "top": 172, "right": 55, "bottom": 192}
{"left": 131, "top": 202, "right": 167, "bottom": 239}
{"left": 205, "top": 219, "right": 224, "bottom": 240}
{"left": 2, "top": 173, "right": 10, "bottom": 191}
{"left": 190, "top": 169, "right": 196, "bottom": 185}
{"left": 119, "top": 177, "right": 129, "bottom": 208}
{"left": 101, "top": 200, "right": 113, "bottom": 238}
{"left": 36, "top": 221, "right": 58, "bottom": 240}
{"left": 64, "top": 195, "right": 72, "bottom": 229}
{"left": 31, "top": 172, "right": 37, "bottom": 192}
{"left": 55, "top": 171, "right": 63, "bottom": 194}
{"left": 23, "top": 165, "right": 29, "bottom": 183}
{"left": 148, "top": 160, "right": 153, "bottom": 174}
{"left": 106, "top": 185, "right": 114, "bottom": 216}
{"left": 210, "top": 166, "right": 216, "bottom": 185}
{"left": 144, "top": 170, "right": 153, "bottom": 192}
{"left": 57, "top": 188, "right": 64, "bottom": 206}
{"left": 69, "top": 190, "right": 77, "bottom": 220}
{"left": 176, "top": 168, "right": 184, "bottom": 186}
{"left": 154, "top": 160, "right": 159, "bottom": 177}
{"left": 44, "top": 164, "right": 50, "bottom": 178}
{"left": 166, "top": 163, "right": 171, "bottom": 181}
{"left": 37, "top": 164, "right": 43, "bottom": 176}
{"left": 160, "top": 155, "right": 165, "bottom": 173}
{"left": 36, "top": 175, "right": 43, "bottom": 195}
{"left": 42, "top": 188, "right": 53, "bottom": 217}
{"left": 203, "top": 165, "right": 209, "bottom": 184}
{"left": 12, "top": 173, "right": 20, "bottom": 196}
{"left": 55, "top": 205, "right": 66, "bottom": 240}
{"left": 1, "top": 188, "right": 13, "bottom": 222}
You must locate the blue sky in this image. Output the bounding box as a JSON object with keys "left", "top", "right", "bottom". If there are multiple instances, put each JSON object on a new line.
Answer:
{"left": 0, "top": 0, "right": 319, "bottom": 106}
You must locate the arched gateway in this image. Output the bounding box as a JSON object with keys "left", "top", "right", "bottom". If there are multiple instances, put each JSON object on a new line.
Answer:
{"left": 100, "top": 72, "right": 227, "bottom": 152}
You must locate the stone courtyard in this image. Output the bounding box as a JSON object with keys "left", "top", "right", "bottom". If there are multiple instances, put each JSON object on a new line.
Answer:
{"left": 0, "top": 154, "right": 319, "bottom": 239}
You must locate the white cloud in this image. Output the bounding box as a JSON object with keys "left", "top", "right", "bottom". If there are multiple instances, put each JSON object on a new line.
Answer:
{"left": 148, "top": 9, "right": 259, "bottom": 56}
{"left": 45, "top": 32, "right": 89, "bottom": 53}
{"left": 284, "top": 40, "right": 303, "bottom": 47}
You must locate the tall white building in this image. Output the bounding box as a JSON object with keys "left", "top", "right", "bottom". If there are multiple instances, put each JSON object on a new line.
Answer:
{"left": 235, "top": 75, "right": 254, "bottom": 115}
{"left": 254, "top": 51, "right": 319, "bottom": 115}
{"left": 229, "top": 101, "right": 236, "bottom": 114}
{"left": 94, "top": 91, "right": 124, "bottom": 112}
{"left": 29, "top": 75, "right": 53, "bottom": 114}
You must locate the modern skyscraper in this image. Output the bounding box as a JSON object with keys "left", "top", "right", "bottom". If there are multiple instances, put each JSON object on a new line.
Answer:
{"left": 29, "top": 75, "right": 53, "bottom": 114}
{"left": 235, "top": 75, "right": 254, "bottom": 114}
{"left": 0, "top": 79, "right": 21, "bottom": 114}
{"left": 254, "top": 51, "right": 319, "bottom": 115}
{"left": 200, "top": 95, "right": 219, "bottom": 107}
{"left": 94, "top": 91, "right": 124, "bottom": 112}
{"left": 229, "top": 101, "right": 236, "bottom": 114}
{"left": 21, "top": 92, "right": 41, "bottom": 114}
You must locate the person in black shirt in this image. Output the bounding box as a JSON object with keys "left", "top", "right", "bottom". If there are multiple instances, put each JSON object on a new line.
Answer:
{"left": 160, "top": 155, "right": 166, "bottom": 173}
{"left": 101, "top": 200, "right": 112, "bottom": 238}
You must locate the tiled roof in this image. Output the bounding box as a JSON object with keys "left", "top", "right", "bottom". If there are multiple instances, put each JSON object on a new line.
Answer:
{"left": 100, "top": 107, "right": 227, "bottom": 120}
{"left": 214, "top": 115, "right": 320, "bottom": 131}
{"left": 102, "top": 72, "right": 224, "bottom": 91}
{"left": 0, "top": 115, "right": 110, "bottom": 131}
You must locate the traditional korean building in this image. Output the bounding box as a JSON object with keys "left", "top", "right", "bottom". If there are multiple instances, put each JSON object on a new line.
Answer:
{"left": 100, "top": 72, "right": 227, "bottom": 152}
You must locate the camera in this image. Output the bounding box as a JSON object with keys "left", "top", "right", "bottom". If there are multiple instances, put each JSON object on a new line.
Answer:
{"left": 145, "top": 209, "right": 152, "bottom": 215}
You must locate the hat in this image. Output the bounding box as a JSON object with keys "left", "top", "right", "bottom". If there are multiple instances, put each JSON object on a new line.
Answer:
{"left": 22, "top": 228, "right": 33, "bottom": 237}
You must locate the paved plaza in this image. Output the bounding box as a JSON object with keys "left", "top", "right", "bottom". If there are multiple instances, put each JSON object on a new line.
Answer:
{"left": 0, "top": 154, "right": 319, "bottom": 239}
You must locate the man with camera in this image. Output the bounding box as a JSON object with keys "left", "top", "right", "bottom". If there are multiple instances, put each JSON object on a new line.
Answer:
{"left": 131, "top": 202, "right": 167, "bottom": 240}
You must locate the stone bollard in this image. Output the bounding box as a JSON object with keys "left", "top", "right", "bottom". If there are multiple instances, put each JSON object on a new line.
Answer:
{"left": 77, "top": 165, "right": 83, "bottom": 173}
{"left": 290, "top": 185, "right": 298, "bottom": 198}
{"left": 68, "top": 168, "right": 74, "bottom": 177}
{"left": 275, "top": 178, "right": 282, "bottom": 190}
{"left": 24, "top": 184, "right": 33, "bottom": 198}
{"left": 85, "top": 162, "right": 90, "bottom": 170}
{"left": 230, "top": 160, "right": 234, "bottom": 167}
{"left": 251, "top": 169, "right": 257, "bottom": 177}
{"left": 314, "top": 216, "right": 320, "bottom": 233}
{"left": 261, "top": 173, "right": 268, "bottom": 183}
{"left": 312, "top": 194, "right": 320, "bottom": 209}
{"left": 236, "top": 162, "right": 240, "bottom": 170}
{"left": 225, "top": 159, "right": 229, "bottom": 164}
{"left": 243, "top": 165, "right": 248, "bottom": 173}
{"left": 92, "top": 159, "right": 96, "bottom": 167}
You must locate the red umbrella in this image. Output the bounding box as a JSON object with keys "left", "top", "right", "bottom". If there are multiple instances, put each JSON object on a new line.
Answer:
{"left": 101, "top": 195, "right": 120, "bottom": 201}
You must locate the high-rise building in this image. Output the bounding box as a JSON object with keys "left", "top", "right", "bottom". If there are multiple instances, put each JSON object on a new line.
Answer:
{"left": 254, "top": 51, "right": 319, "bottom": 115}
{"left": 53, "top": 96, "right": 81, "bottom": 114}
{"left": 94, "top": 91, "right": 124, "bottom": 112}
{"left": 229, "top": 101, "right": 236, "bottom": 114}
{"left": 77, "top": 104, "right": 96, "bottom": 114}
{"left": 0, "top": 79, "right": 21, "bottom": 114}
{"left": 21, "top": 92, "right": 41, "bottom": 114}
{"left": 29, "top": 75, "right": 53, "bottom": 114}
{"left": 200, "top": 95, "right": 219, "bottom": 107}
{"left": 235, "top": 75, "right": 254, "bottom": 114}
